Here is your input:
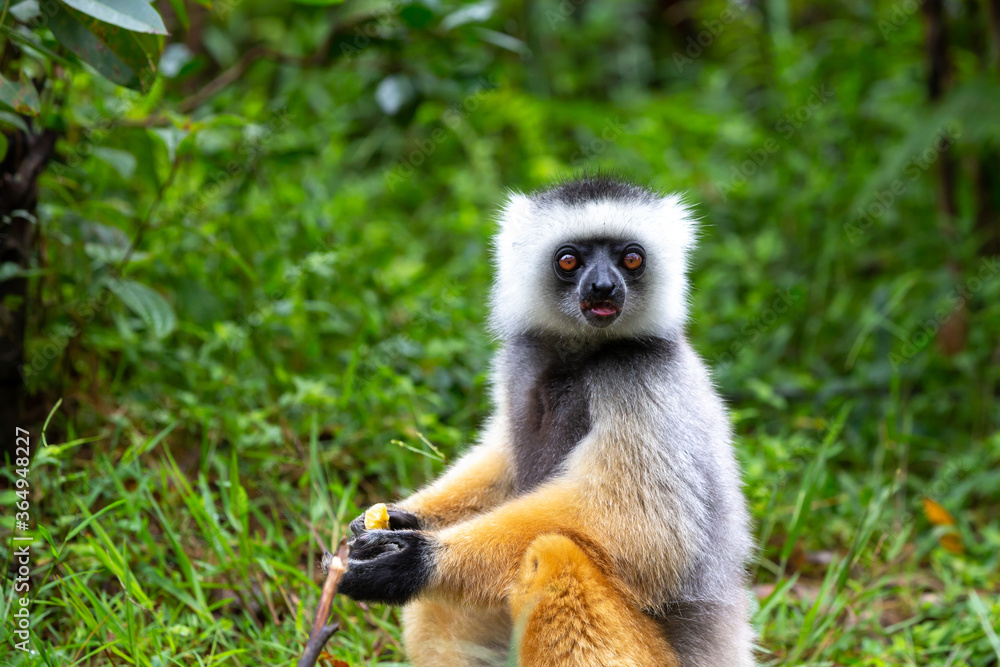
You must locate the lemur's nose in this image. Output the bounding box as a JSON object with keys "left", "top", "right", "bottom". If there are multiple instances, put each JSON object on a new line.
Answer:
{"left": 591, "top": 280, "right": 617, "bottom": 299}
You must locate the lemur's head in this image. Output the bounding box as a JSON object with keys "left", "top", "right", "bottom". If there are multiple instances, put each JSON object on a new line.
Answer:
{"left": 490, "top": 177, "right": 697, "bottom": 341}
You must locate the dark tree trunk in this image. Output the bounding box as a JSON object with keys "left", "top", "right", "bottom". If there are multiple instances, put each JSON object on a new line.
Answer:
{"left": 922, "top": 0, "right": 958, "bottom": 232}
{"left": 0, "top": 127, "right": 58, "bottom": 463}
{"left": 975, "top": 151, "right": 1000, "bottom": 257}
{"left": 977, "top": 0, "right": 1000, "bottom": 256}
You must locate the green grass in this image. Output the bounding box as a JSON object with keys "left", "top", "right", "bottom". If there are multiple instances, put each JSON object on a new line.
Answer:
{"left": 3, "top": 0, "right": 1000, "bottom": 664}
{"left": 3, "top": 399, "right": 998, "bottom": 665}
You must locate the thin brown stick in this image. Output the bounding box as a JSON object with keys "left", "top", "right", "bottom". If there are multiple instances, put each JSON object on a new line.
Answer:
{"left": 297, "top": 538, "right": 350, "bottom": 667}
{"left": 177, "top": 45, "right": 272, "bottom": 114}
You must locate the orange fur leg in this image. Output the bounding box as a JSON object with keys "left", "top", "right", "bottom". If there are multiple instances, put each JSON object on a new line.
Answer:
{"left": 403, "top": 598, "right": 511, "bottom": 667}
{"left": 431, "top": 484, "right": 610, "bottom": 608}
{"left": 510, "top": 534, "right": 679, "bottom": 667}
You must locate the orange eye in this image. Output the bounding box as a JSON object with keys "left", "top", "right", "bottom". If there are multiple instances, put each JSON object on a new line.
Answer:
{"left": 558, "top": 254, "right": 578, "bottom": 271}
{"left": 623, "top": 252, "right": 643, "bottom": 270}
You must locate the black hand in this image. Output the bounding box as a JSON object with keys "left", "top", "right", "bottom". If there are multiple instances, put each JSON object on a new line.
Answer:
{"left": 337, "top": 530, "right": 435, "bottom": 605}
{"left": 349, "top": 507, "right": 422, "bottom": 537}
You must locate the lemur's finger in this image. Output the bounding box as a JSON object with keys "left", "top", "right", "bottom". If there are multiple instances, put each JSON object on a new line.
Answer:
{"left": 387, "top": 508, "right": 421, "bottom": 530}
{"left": 348, "top": 514, "right": 367, "bottom": 537}
{"left": 348, "top": 530, "right": 404, "bottom": 561}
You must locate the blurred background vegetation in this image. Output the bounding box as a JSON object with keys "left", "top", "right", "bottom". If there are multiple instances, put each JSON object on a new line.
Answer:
{"left": 1, "top": 0, "right": 999, "bottom": 664}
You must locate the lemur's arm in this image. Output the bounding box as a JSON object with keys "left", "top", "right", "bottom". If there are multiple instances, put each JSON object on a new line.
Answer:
{"left": 351, "top": 419, "right": 515, "bottom": 534}
{"left": 338, "top": 482, "right": 615, "bottom": 607}
{"left": 396, "top": 428, "right": 515, "bottom": 530}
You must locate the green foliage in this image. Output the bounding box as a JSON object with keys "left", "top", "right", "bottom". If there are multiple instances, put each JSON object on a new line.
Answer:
{"left": 60, "top": 0, "right": 168, "bottom": 35}
{"left": 0, "top": 72, "right": 40, "bottom": 114}
{"left": 2, "top": 0, "right": 165, "bottom": 95}
{"left": 1, "top": 0, "right": 999, "bottom": 665}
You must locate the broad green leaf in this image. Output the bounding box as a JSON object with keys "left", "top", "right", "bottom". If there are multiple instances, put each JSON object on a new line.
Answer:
{"left": 9, "top": 0, "right": 41, "bottom": 22}
{"left": 49, "top": 2, "right": 161, "bottom": 90}
{"left": 440, "top": 1, "right": 494, "bottom": 31}
{"left": 84, "top": 243, "right": 148, "bottom": 264}
{"left": 0, "top": 110, "right": 31, "bottom": 133}
{"left": 0, "top": 134, "right": 7, "bottom": 162}
{"left": 61, "top": 0, "right": 168, "bottom": 34}
{"left": 0, "top": 73, "right": 40, "bottom": 115}
{"left": 148, "top": 125, "right": 188, "bottom": 162}
{"left": 93, "top": 146, "right": 138, "bottom": 179}
{"left": 0, "top": 24, "right": 76, "bottom": 67}
{"left": 107, "top": 278, "right": 177, "bottom": 339}
{"left": 291, "top": 0, "right": 344, "bottom": 5}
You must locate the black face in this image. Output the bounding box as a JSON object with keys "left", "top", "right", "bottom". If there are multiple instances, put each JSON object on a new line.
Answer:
{"left": 552, "top": 240, "right": 646, "bottom": 328}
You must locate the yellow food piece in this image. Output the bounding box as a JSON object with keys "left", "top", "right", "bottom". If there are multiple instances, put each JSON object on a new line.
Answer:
{"left": 364, "top": 503, "right": 390, "bottom": 530}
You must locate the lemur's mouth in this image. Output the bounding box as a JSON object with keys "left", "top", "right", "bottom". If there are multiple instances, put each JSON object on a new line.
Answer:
{"left": 581, "top": 300, "right": 621, "bottom": 326}
{"left": 587, "top": 302, "right": 618, "bottom": 316}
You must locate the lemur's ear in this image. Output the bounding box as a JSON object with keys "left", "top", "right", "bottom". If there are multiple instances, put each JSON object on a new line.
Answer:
{"left": 498, "top": 192, "right": 532, "bottom": 232}
{"left": 656, "top": 194, "right": 699, "bottom": 254}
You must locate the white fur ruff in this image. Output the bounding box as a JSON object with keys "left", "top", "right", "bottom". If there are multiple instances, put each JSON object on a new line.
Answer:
{"left": 489, "top": 191, "right": 698, "bottom": 340}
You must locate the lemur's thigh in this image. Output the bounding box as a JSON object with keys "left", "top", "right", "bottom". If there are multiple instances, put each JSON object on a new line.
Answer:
{"left": 402, "top": 599, "right": 511, "bottom": 667}
{"left": 510, "top": 534, "right": 679, "bottom": 667}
